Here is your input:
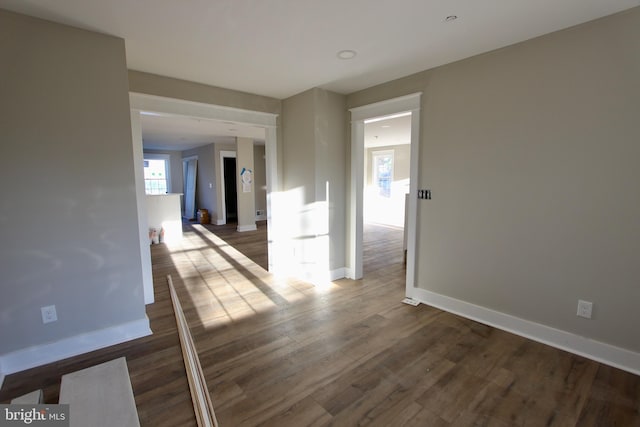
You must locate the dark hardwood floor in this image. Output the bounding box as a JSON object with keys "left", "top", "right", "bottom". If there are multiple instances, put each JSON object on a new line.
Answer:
{"left": 2, "top": 221, "right": 639, "bottom": 426}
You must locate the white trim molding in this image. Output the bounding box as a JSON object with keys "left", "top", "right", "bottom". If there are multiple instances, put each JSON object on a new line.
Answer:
{"left": 348, "top": 92, "right": 422, "bottom": 291}
{"left": 130, "top": 92, "right": 281, "bottom": 276}
{"left": 218, "top": 150, "right": 237, "bottom": 225}
{"left": 237, "top": 224, "right": 258, "bottom": 232}
{"left": 142, "top": 152, "right": 172, "bottom": 193}
{"left": 0, "top": 317, "right": 151, "bottom": 377}
{"left": 350, "top": 93, "right": 422, "bottom": 122}
{"left": 130, "top": 111, "right": 154, "bottom": 305}
{"left": 301, "top": 267, "right": 346, "bottom": 287}
{"left": 410, "top": 287, "right": 640, "bottom": 376}
{"left": 129, "top": 93, "right": 278, "bottom": 127}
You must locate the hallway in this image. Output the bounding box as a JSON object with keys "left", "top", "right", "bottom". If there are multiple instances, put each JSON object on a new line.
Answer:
{"left": 2, "top": 223, "right": 638, "bottom": 426}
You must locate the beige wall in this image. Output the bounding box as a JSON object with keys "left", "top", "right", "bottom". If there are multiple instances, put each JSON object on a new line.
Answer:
{"left": 282, "top": 88, "right": 347, "bottom": 278}
{"left": 314, "top": 89, "right": 347, "bottom": 271}
{"left": 0, "top": 10, "right": 146, "bottom": 356}
{"left": 128, "top": 70, "right": 281, "bottom": 114}
{"left": 283, "top": 89, "right": 316, "bottom": 200}
{"left": 348, "top": 7, "right": 640, "bottom": 353}
{"left": 236, "top": 137, "right": 256, "bottom": 229}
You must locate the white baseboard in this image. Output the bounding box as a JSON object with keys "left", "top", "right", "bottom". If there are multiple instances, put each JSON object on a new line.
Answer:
{"left": 330, "top": 267, "right": 346, "bottom": 282}
{"left": 272, "top": 265, "right": 347, "bottom": 287}
{"left": 237, "top": 224, "right": 257, "bottom": 232}
{"left": 300, "top": 267, "right": 346, "bottom": 286}
{"left": 0, "top": 317, "right": 152, "bottom": 377}
{"left": 216, "top": 219, "right": 225, "bottom": 225}
{"left": 408, "top": 287, "right": 640, "bottom": 376}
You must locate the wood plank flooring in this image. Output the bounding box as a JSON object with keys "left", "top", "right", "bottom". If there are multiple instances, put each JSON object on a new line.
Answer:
{"left": 2, "top": 221, "right": 639, "bottom": 426}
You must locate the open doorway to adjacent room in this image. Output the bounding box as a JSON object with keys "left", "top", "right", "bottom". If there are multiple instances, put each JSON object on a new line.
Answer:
{"left": 363, "top": 112, "right": 412, "bottom": 273}
{"left": 219, "top": 151, "right": 238, "bottom": 224}
{"left": 349, "top": 93, "right": 421, "bottom": 297}
{"left": 364, "top": 112, "right": 412, "bottom": 228}
{"left": 130, "top": 93, "right": 279, "bottom": 293}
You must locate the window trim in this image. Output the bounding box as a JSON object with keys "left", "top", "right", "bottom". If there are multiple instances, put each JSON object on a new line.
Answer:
{"left": 143, "top": 153, "right": 171, "bottom": 194}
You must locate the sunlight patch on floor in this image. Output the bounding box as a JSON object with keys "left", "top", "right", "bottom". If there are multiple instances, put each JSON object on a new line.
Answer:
{"left": 167, "top": 224, "right": 313, "bottom": 328}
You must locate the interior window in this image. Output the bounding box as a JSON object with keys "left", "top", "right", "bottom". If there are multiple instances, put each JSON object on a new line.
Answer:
{"left": 144, "top": 159, "right": 168, "bottom": 194}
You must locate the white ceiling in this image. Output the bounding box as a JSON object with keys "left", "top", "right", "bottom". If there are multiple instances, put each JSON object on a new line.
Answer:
{"left": 365, "top": 114, "right": 411, "bottom": 148}
{"left": 2, "top": 0, "right": 638, "bottom": 150}
{"left": 2, "top": 0, "right": 638, "bottom": 100}
{"left": 140, "top": 113, "right": 265, "bottom": 151}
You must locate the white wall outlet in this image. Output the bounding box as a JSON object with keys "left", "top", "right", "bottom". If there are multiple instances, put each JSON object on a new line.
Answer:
{"left": 41, "top": 305, "right": 58, "bottom": 324}
{"left": 577, "top": 300, "right": 593, "bottom": 319}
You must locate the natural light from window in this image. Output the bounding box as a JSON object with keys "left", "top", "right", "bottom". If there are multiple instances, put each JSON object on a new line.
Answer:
{"left": 144, "top": 159, "right": 168, "bottom": 194}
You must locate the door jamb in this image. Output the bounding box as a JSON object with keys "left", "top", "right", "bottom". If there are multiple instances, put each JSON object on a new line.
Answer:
{"left": 348, "top": 93, "right": 422, "bottom": 296}
{"left": 130, "top": 92, "right": 280, "bottom": 278}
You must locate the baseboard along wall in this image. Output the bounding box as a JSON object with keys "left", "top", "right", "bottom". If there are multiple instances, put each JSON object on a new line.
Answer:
{"left": 408, "top": 287, "right": 640, "bottom": 376}
{"left": 0, "top": 317, "right": 152, "bottom": 378}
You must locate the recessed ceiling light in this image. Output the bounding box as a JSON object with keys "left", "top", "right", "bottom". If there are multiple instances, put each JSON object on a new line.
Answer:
{"left": 337, "top": 50, "right": 357, "bottom": 60}
{"left": 445, "top": 15, "right": 458, "bottom": 22}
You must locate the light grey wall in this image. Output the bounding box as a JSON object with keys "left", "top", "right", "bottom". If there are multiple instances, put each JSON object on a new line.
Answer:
{"left": 348, "top": 7, "right": 640, "bottom": 353}
{"left": 182, "top": 144, "right": 216, "bottom": 217}
{"left": 143, "top": 149, "right": 183, "bottom": 194}
{"left": 314, "top": 89, "right": 347, "bottom": 271}
{"left": 0, "top": 10, "right": 146, "bottom": 353}
{"left": 253, "top": 145, "right": 267, "bottom": 218}
{"left": 283, "top": 89, "right": 316, "bottom": 201}
{"left": 128, "top": 70, "right": 281, "bottom": 114}
{"left": 282, "top": 88, "right": 347, "bottom": 275}
{"left": 236, "top": 137, "right": 256, "bottom": 229}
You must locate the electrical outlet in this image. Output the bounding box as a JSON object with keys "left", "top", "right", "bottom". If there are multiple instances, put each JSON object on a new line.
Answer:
{"left": 577, "top": 300, "right": 593, "bottom": 319}
{"left": 41, "top": 305, "right": 58, "bottom": 324}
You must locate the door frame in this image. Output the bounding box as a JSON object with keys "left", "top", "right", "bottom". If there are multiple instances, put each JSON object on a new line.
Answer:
{"left": 348, "top": 93, "right": 422, "bottom": 296}
{"left": 219, "top": 150, "right": 237, "bottom": 224}
{"left": 130, "top": 92, "right": 280, "bottom": 290}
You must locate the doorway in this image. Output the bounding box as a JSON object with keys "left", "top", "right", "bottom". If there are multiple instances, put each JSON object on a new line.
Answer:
{"left": 349, "top": 93, "right": 421, "bottom": 298}
{"left": 219, "top": 150, "right": 237, "bottom": 225}
{"left": 223, "top": 156, "right": 237, "bottom": 222}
